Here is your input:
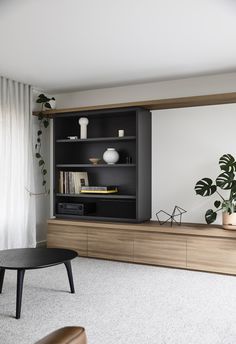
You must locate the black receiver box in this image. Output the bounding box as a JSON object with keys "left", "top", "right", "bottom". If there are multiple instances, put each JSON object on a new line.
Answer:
{"left": 57, "top": 202, "right": 96, "bottom": 215}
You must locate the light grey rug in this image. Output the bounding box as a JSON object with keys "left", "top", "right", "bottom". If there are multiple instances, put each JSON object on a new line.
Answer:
{"left": 1, "top": 257, "right": 236, "bottom": 344}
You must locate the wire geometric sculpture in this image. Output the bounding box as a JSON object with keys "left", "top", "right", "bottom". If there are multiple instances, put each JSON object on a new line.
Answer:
{"left": 156, "top": 206, "right": 187, "bottom": 226}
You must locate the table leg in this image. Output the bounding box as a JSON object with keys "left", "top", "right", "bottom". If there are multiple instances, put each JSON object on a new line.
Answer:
{"left": 16, "top": 269, "right": 25, "bottom": 319}
{"left": 64, "top": 261, "right": 75, "bottom": 293}
{"left": 0, "top": 268, "right": 5, "bottom": 293}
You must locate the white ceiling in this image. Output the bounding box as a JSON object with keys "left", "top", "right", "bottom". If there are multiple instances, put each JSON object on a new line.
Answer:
{"left": 1, "top": 0, "right": 236, "bottom": 93}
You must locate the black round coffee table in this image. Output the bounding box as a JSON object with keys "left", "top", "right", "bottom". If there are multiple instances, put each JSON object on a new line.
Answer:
{"left": 0, "top": 248, "right": 77, "bottom": 319}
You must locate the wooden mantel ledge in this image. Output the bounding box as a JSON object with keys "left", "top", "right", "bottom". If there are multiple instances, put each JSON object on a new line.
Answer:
{"left": 33, "top": 91, "right": 236, "bottom": 116}
{"left": 47, "top": 218, "right": 236, "bottom": 239}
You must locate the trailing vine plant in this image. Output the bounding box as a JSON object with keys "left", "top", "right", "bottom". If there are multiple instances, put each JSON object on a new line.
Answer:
{"left": 35, "top": 94, "right": 55, "bottom": 195}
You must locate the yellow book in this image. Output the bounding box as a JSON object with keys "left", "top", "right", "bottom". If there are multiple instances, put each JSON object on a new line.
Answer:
{"left": 80, "top": 188, "right": 118, "bottom": 194}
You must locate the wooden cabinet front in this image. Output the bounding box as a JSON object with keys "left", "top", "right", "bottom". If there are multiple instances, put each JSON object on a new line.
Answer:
{"left": 134, "top": 232, "right": 187, "bottom": 268}
{"left": 187, "top": 237, "right": 236, "bottom": 274}
{"left": 88, "top": 228, "right": 133, "bottom": 262}
{"left": 47, "top": 224, "right": 88, "bottom": 257}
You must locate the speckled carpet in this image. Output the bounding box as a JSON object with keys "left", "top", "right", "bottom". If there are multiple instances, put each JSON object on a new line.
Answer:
{"left": 1, "top": 257, "right": 236, "bottom": 344}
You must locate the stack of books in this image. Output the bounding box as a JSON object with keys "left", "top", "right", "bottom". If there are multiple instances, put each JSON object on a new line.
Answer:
{"left": 80, "top": 186, "right": 118, "bottom": 194}
{"left": 59, "top": 171, "right": 88, "bottom": 194}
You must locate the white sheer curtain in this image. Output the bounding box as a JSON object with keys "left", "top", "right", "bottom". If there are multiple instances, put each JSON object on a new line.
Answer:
{"left": 0, "top": 76, "right": 36, "bottom": 249}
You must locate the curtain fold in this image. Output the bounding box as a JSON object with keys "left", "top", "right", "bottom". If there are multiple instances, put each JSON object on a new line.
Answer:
{"left": 0, "top": 76, "right": 36, "bottom": 249}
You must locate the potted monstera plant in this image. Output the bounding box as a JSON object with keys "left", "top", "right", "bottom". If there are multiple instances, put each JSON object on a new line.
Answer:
{"left": 194, "top": 154, "right": 236, "bottom": 230}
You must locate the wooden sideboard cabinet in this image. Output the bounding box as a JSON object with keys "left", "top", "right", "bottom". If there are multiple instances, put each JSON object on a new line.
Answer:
{"left": 133, "top": 232, "right": 186, "bottom": 268}
{"left": 88, "top": 228, "right": 133, "bottom": 262}
{"left": 47, "top": 219, "right": 236, "bottom": 275}
{"left": 187, "top": 236, "right": 236, "bottom": 274}
{"left": 47, "top": 222, "right": 88, "bottom": 256}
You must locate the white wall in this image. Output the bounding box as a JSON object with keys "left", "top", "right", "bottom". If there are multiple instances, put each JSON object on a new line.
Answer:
{"left": 152, "top": 104, "right": 236, "bottom": 224}
{"left": 54, "top": 72, "right": 236, "bottom": 108}
{"left": 51, "top": 72, "right": 236, "bottom": 226}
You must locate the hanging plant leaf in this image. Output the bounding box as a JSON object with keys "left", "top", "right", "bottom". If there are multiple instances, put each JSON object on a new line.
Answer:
{"left": 216, "top": 171, "right": 235, "bottom": 190}
{"left": 35, "top": 153, "right": 41, "bottom": 158}
{"left": 35, "top": 144, "right": 37, "bottom": 149}
{"left": 205, "top": 209, "right": 217, "bottom": 224}
{"left": 195, "top": 178, "right": 217, "bottom": 196}
{"left": 37, "top": 130, "right": 42, "bottom": 136}
{"left": 219, "top": 154, "right": 236, "bottom": 172}
{"left": 37, "top": 138, "right": 41, "bottom": 143}
{"left": 214, "top": 200, "right": 221, "bottom": 208}
{"left": 39, "top": 160, "right": 44, "bottom": 166}
{"left": 44, "top": 102, "right": 51, "bottom": 109}
{"left": 38, "top": 113, "right": 43, "bottom": 120}
{"left": 42, "top": 180, "right": 46, "bottom": 186}
{"left": 43, "top": 120, "right": 49, "bottom": 128}
{"left": 43, "top": 169, "right": 47, "bottom": 175}
{"left": 38, "top": 94, "right": 50, "bottom": 102}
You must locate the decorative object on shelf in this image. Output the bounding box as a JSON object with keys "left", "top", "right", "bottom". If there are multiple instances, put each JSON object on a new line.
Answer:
{"left": 126, "top": 156, "right": 132, "bottom": 164}
{"left": 48, "top": 98, "right": 56, "bottom": 109}
{"left": 195, "top": 154, "right": 236, "bottom": 230}
{"left": 80, "top": 186, "right": 118, "bottom": 194}
{"left": 67, "top": 136, "right": 78, "bottom": 140}
{"left": 34, "top": 93, "right": 55, "bottom": 194}
{"left": 57, "top": 202, "right": 96, "bottom": 215}
{"left": 156, "top": 206, "right": 187, "bottom": 226}
{"left": 89, "top": 158, "right": 101, "bottom": 165}
{"left": 118, "top": 129, "right": 124, "bottom": 137}
{"left": 103, "top": 148, "right": 119, "bottom": 164}
{"left": 78, "top": 117, "right": 89, "bottom": 139}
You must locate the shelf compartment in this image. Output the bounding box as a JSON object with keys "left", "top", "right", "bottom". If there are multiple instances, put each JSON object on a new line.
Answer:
{"left": 55, "top": 198, "right": 136, "bottom": 221}
{"left": 56, "top": 136, "right": 136, "bottom": 143}
{"left": 56, "top": 193, "right": 136, "bottom": 199}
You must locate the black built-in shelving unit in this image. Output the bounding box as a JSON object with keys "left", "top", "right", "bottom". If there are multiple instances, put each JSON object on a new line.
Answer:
{"left": 53, "top": 107, "right": 151, "bottom": 222}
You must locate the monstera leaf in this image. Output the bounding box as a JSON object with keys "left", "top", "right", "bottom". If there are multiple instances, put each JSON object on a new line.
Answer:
{"left": 216, "top": 171, "right": 235, "bottom": 190}
{"left": 195, "top": 178, "right": 217, "bottom": 196}
{"left": 205, "top": 209, "right": 217, "bottom": 224}
{"left": 214, "top": 200, "right": 221, "bottom": 208}
{"left": 219, "top": 154, "right": 236, "bottom": 172}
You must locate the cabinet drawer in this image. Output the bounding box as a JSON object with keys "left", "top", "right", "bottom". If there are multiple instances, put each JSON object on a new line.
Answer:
{"left": 47, "top": 224, "right": 88, "bottom": 256}
{"left": 134, "top": 232, "right": 186, "bottom": 268}
{"left": 187, "top": 237, "right": 236, "bottom": 274}
{"left": 88, "top": 228, "right": 133, "bottom": 262}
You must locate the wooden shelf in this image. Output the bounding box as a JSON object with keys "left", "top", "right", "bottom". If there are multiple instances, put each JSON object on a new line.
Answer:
{"left": 56, "top": 136, "right": 136, "bottom": 143}
{"left": 56, "top": 164, "right": 136, "bottom": 168}
{"left": 33, "top": 92, "right": 236, "bottom": 117}
{"left": 54, "top": 214, "right": 136, "bottom": 222}
{"left": 56, "top": 193, "right": 136, "bottom": 199}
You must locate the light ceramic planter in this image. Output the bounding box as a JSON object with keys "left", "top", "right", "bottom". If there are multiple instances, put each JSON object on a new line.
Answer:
{"left": 103, "top": 148, "right": 119, "bottom": 164}
{"left": 222, "top": 212, "right": 236, "bottom": 230}
{"left": 48, "top": 99, "right": 56, "bottom": 109}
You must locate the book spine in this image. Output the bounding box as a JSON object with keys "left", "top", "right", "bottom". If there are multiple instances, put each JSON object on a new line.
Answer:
{"left": 59, "top": 171, "right": 63, "bottom": 193}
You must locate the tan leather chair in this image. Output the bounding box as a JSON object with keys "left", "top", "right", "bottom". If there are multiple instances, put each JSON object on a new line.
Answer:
{"left": 35, "top": 327, "right": 87, "bottom": 344}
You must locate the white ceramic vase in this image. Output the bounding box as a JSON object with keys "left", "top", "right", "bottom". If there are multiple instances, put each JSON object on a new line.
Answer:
{"left": 78, "top": 117, "right": 89, "bottom": 139}
{"left": 103, "top": 148, "right": 119, "bottom": 164}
